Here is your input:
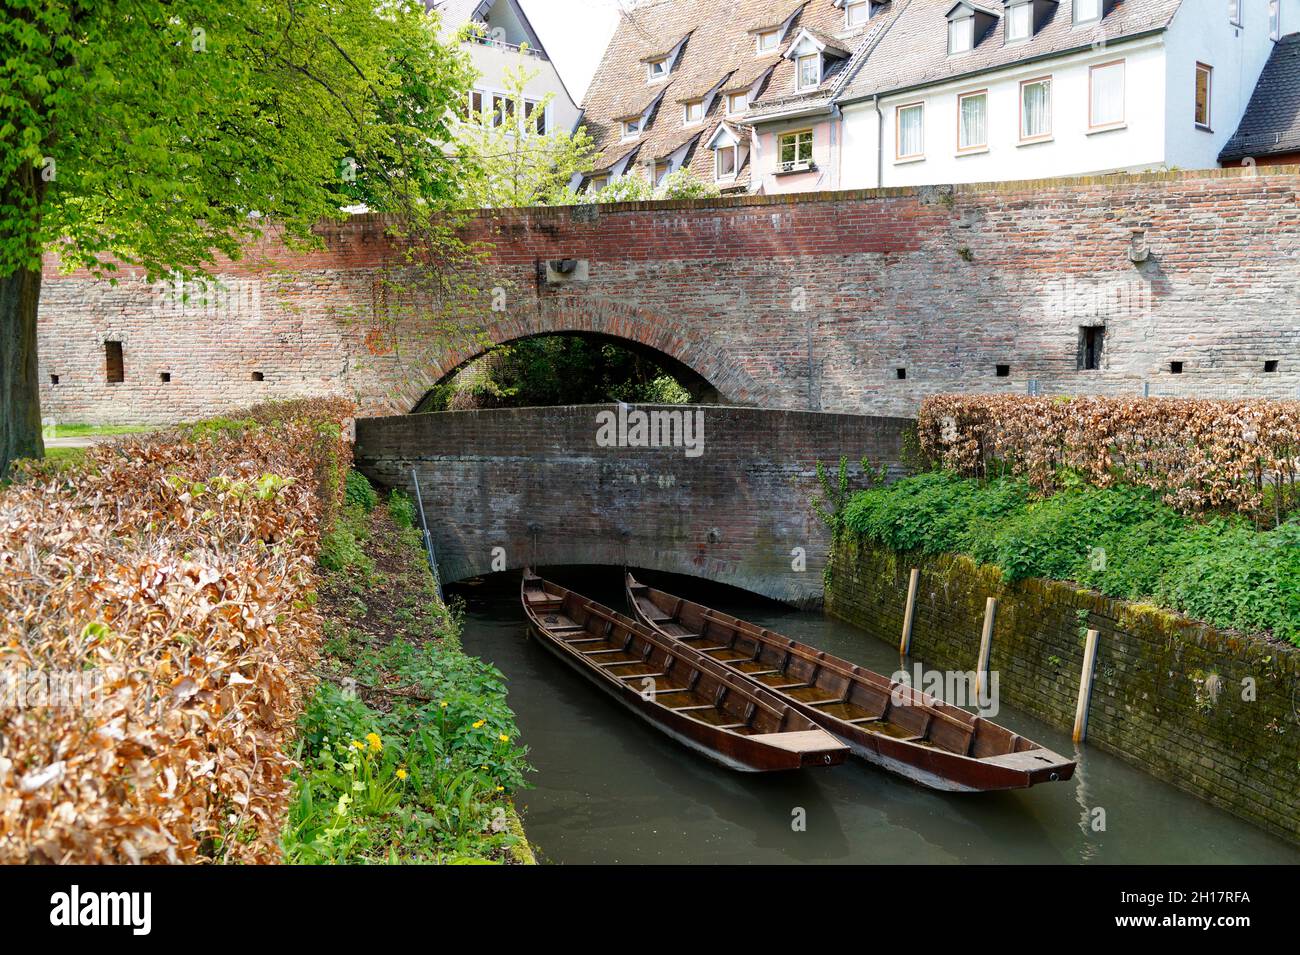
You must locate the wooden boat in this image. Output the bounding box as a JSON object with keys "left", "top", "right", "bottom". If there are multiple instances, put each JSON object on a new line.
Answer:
{"left": 625, "top": 573, "right": 1076, "bottom": 792}
{"left": 521, "top": 571, "right": 848, "bottom": 772}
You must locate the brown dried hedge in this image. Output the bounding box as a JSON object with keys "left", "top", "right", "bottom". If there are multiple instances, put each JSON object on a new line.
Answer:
{"left": 0, "top": 397, "right": 354, "bottom": 863}
{"left": 918, "top": 394, "right": 1300, "bottom": 518}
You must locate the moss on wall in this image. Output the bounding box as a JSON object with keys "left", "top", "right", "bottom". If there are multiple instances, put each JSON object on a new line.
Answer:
{"left": 826, "top": 537, "right": 1300, "bottom": 845}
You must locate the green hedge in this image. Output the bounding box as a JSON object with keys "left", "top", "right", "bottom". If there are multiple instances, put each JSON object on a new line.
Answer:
{"left": 841, "top": 473, "right": 1300, "bottom": 645}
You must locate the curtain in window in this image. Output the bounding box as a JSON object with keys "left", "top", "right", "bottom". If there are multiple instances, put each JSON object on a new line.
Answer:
{"left": 1090, "top": 63, "right": 1124, "bottom": 127}
{"left": 899, "top": 106, "right": 923, "bottom": 157}
{"left": 1022, "top": 81, "right": 1050, "bottom": 138}
{"left": 959, "top": 95, "right": 986, "bottom": 149}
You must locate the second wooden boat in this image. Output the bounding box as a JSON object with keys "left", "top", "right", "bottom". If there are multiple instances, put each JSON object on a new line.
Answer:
{"left": 522, "top": 571, "right": 848, "bottom": 772}
{"left": 626, "top": 573, "right": 1076, "bottom": 792}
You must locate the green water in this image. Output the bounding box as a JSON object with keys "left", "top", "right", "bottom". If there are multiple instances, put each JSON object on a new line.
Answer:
{"left": 453, "top": 567, "right": 1300, "bottom": 865}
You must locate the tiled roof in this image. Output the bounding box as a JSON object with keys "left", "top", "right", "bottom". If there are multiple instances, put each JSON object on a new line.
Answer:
{"left": 579, "top": 0, "right": 891, "bottom": 189}
{"left": 1220, "top": 33, "right": 1300, "bottom": 162}
{"left": 838, "top": 0, "right": 1183, "bottom": 102}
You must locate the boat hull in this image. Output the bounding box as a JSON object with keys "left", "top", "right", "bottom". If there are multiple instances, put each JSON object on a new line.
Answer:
{"left": 625, "top": 574, "right": 1076, "bottom": 792}
{"left": 527, "top": 622, "right": 839, "bottom": 772}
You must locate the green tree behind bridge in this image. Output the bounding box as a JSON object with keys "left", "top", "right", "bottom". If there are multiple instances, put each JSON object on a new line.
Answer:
{"left": 0, "top": 0, "right": 474, "bottom": 479}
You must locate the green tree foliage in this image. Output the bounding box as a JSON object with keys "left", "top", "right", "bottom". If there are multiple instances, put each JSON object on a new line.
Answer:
{"left": 0, "top": 1, "right": 474, "bottom": 478}
{"left": 422, "top": 336, "right": 694, "bottom": 410}
{"left": 581, "top": 168, "right": 722, "bottom": 204}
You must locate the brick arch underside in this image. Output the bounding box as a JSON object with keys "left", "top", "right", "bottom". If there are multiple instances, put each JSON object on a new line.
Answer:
{"left": 395, "top": 298, "right": 769, "bottom": 413}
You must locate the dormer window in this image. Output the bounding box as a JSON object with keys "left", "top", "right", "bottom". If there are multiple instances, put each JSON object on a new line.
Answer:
{"left": 622, "top": 118, "right": 641, "bottom": 140}
{"left": 796, "top": 54, "right": 821, "bottom": 90}
{"left": 684, "top": 98, "right": 705, "bottom": 125}
{"left": 647, "top": 57, "right": 669, "bottom": 82}
{"left": 845, "top": 0, "right": 871, "bottom": 26}
{"left": 947, "top": 3, "right": 998, "bottom": 54}
{"left": 1006, "top": 1, "right": 1032, "bottom": 41}
{"left": 1075, "top": 0, "right": 1102, "bottom": 23}
{"left": 757, "top": 30, "right": 780, "bottom": 53}
{"left": 715, "top": 144, "right": 738, "bottom": 180}
{"left": 727, "top": 92, "right": 748, "bottom": 115}
{"left": 949, "top": 17, "right": 973, "bottom": 54}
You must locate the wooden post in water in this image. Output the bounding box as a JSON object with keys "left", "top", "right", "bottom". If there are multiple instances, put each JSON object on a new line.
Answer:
{"left": 1073, "top": 629, "right": 1101, "bottom": 744}
{"left": 899, "top": 568, "right": 920, "bottom": 656}
{"left": 974, "top": 597, "right": 996, "bottom": 697}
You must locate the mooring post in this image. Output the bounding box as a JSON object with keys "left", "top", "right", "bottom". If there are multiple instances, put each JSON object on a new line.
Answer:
{"left": 1073, "top": 628, "right": 1101, "bottom": 744}
{"left": 974, "top": 597, "right": 996, "bottom": 697}
{"left": 899, "top": 568, "right": 920, "bottom": 656}
{"left": 410, "top": 467, "right": 444, "bottom": 603}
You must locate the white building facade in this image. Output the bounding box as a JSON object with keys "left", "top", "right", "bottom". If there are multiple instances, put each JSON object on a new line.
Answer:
{"left": 832, "top": 0, "right": 1294, "bottom": 188}
{"left": 434, "top": 0, "right": 580, "bottom": 137}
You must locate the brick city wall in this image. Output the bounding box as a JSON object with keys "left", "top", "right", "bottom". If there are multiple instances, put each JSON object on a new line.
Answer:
{"left": 826, "top": 538, "right": 1300, "bottom": 844}
{"left": 37, "top": 167, "right": 1300, "bottom": 425}
{"left": 354, "top": 404, "right": 911, "bottom": 605}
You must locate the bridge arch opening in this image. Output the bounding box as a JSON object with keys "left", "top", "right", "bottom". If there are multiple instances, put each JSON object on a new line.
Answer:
{"left": 412, "top": 332, "right": 723, "bottom": 413}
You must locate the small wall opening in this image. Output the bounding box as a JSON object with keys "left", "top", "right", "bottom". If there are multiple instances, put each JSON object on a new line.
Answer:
{"left": 1170, "top": 361, "right": 1184, "bottom": 374}
{"left": 160, "top": 372, "right": 172, "bottom": 383}
{"left": 895, "top": 368, "right": 907, "bottom": 380}
{"left": 1078, "top": 326, "right": 1104, "bottom": 371}
{"left": 995, "top": 364, "right": 1010, "bottom": 378}
{"left": 1264, "top": 360, "right": 1279, "bottom": 373}
{"left": 50, "top": 374, "right": 59, "bottom": 385}
{"left": 104, "top": 341, "right": 124, "bottom": 384}
{"left": 251, "top": 371, "right": 265, "bottom": 382}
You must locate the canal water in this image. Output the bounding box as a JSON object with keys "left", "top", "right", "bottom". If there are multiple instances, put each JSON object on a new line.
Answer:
{"left": 452, "top": 567, "right": 1300, "bottom": 865}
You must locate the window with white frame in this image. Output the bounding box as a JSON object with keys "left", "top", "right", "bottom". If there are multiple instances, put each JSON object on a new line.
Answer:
{"left": 684, "top": 99, "right": 704, "bottom": 124}
{"left": 622, "top": 117, "right": 641, "bottom": 140}
{"left": 647, "top": 57, "right": 669, "bottom": 81}
{"left": 1271, "top": 0, "right": 1281, "bottom": 39}
{"left": 797, "top": 54, "right": 821, "bottom": 90}
{"left": 1075, "top": 0, "right": 1102, "bottom": 23}
{"left": 1228, "top": 0, "right": 1241, "bottom": 27}
{"left": 1007, "top": 2, "right": 1033, "bottom": 41}
{"left": 1089, "top": 60, "right": 1125, "bottom": 129}
{"left": 654, "top": 160, "right": 671, "bottom": 185}
{"left": 586, "top": 175, "right": 609, "bottom": 193}
{"left": 757, "top": 30, "right": 779, "bottom": 53}
{"left": 727, "top": 91, "right": 748, "bottom": 115}
{"left": 491, "top": 93, "right": 514, "bottom": 128}
{"left": 949, "top": 17, "right": 973, "bottom": 54}
{"left": 778, "top": 129, "right": 813, "bottom": 170}
{"left": 846, "top": 0, "right": 871, "bottom": 27}
{"left": 958, "top": 91, "right": 987, "bottom": 152}
{"left": 896, "top": 103, "right": 924, "bottom": 159}
{"left": 1020, "top": 77, "right": 1052, "bottom": 140}
{"left": 715, "top": 144, "right": 739, "bottom": 180}
{"left": 1195, "top": 62, "right": 1212, "bottom": 129}
{"left": 468, "top": 90, "right": 485, "bottom": 122}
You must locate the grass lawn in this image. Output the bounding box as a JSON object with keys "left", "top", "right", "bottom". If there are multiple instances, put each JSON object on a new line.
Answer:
{"left": 48, "top": 423, "right": 156, "bottom": 438}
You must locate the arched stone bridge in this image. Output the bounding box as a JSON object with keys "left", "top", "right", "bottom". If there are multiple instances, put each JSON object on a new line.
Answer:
{"left": 354, "top": 404, "right": 911, "bottom": 604}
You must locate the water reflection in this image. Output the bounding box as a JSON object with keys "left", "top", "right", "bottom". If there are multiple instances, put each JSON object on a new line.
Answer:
{"left": 452, "top": 567, "right": 1299, "bottom": 865}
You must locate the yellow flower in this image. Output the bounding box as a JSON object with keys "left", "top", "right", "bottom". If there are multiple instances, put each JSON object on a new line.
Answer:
{"left": 498, "top": 734, "right": 509, "bottom": 743}
{"left": 396, "top": 768, "right": 408, "bottom": 781}
{"left": 495, "top": 786, "right": 505, "bottom": 792}
{"left": 472, "top": 719, "right": 485, "bottom": 729}
{"left": 366, "top": 732, "right": 382, "bottom": 752}
{"left": 350, "top": 740, "right": 364, "bottom": 750}
{"left": 439, "top": 701, "right": 448, "bottom": 708}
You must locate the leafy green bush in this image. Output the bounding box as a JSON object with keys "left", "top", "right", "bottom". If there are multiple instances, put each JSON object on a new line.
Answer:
{"left": 319, "top": 504, "right": 373, "bottom": 575}
{"left": 388, "top": 488, "right": 418, "bottom": 530}
{"left": 284, "top": 639, "right": 529, "bottom": 864}
{"left": 842, "top": 473, "right": 1300, "bottom": 645}
{"left": 344, "top": 470, "right": 378, "bottom": 512}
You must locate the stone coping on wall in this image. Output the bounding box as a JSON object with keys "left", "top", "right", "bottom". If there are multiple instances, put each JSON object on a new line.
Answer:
{"left": 825, "top": 537, "right": 1300, "bottom": 845}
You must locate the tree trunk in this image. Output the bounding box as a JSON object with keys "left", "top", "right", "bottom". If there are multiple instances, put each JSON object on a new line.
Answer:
{"left": 0, "top": 265, "right": 44, "bottom": 480}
